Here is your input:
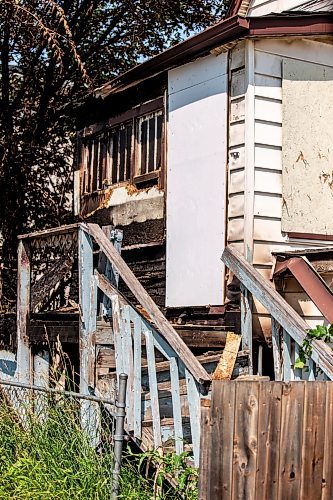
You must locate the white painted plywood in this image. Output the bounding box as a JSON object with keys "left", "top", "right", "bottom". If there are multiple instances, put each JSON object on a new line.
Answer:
{"left": 166, "top": 53, "right": 228, "bottom": 307}
{"left": 282, "top": 59, "right": 333, "bottom": 235}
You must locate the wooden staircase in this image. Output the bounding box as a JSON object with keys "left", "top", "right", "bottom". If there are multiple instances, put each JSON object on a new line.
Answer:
{"left": 15, "top": 222, "right": 333, "bottom": 469}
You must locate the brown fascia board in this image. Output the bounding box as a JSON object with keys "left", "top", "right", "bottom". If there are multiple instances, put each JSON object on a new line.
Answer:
{"left": 248, "top": 14, "right": 333, "bottom": 36}
{"left": 94, "top": 14, "right": 333, "bottom": 99}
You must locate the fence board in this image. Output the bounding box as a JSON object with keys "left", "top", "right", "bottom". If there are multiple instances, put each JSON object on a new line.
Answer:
{"left": 232, "top": 381, "right": 259, "bottom": 500}
{"left": 322, "top": 383, "right": 333, "bottom": 500}
{"left": 278, "top": 382, "right": 305, "bottom": 500}
{"left": 255, "top": 382, "right": 282, "bottom": 500}
{"left": 209, "top": 381, "right": 236, "bottom": 499}
{"left": 200, "top": 381, "right": 332, "bottom": 500}
{"left": 300, "top": 382, "right": 326, "bottom": 500}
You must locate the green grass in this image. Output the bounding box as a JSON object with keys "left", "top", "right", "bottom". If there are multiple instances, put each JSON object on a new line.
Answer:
{"left": 0, "top": 394, "right": 198, "bottom": 499}
{"left": 0, "top": 397, "right": 114, "bottom": 499}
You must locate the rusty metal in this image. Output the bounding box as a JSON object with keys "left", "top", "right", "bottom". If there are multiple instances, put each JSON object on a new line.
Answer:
{"left": 274, "top": 256, "right": 333, "bottom": 324}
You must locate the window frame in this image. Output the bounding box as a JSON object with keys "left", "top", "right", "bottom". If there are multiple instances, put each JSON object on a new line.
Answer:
{"left": 78, "top": 96, "right": 165, "bottom": 195}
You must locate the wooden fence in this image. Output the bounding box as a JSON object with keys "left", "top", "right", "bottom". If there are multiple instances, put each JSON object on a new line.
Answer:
{"left": 199, "top": 380, "right": 333, "bottom": 500}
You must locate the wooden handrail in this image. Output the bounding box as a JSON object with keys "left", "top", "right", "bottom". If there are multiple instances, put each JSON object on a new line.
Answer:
{"left": 222, "top": 246, "right": 333, "bottom": 379}
{"left": 87, "top": 223, "right": 211, "bottom": 384}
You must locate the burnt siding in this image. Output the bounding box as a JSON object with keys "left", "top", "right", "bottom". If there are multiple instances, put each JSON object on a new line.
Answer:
{"left": 119, "top": 244, "right": 166, "bottom": 308}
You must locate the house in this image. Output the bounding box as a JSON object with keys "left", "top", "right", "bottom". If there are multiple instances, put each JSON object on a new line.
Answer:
{"left": 75, "top": 0, "right": 333, "bottom": 347}
{"left": 3, "top": 0, "right": 333, "bottom": 465}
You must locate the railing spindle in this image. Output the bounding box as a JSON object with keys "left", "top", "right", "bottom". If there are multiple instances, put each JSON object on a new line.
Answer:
{"left": 133, "top": 313, "right": 142, "bottom": 439}
{"left": 283, "top": 329, "right": 293, "bottom": 381}
{"left": 144, "top": 330, "right": 162, "bottom": 449}
{"left": 122, "top": 305, "right": 134, "bottom": 430}
{"left": 170, "top": 357, "right": 183, "bottom": 455}
{"left": 185, "top": 368, "right": 201, "bottom": 467}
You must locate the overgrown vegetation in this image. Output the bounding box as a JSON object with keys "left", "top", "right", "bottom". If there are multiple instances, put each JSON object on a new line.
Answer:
{"left": 0, "top": 391, "right": 198, "bottom": 499}
{"left": 295, "top": 324, "right": 333, "bottom": 370}
{"left": 0, "top": 0, "right": 228, "bottom": 307}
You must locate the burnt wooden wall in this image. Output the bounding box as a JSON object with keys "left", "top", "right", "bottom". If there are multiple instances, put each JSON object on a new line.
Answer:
{"left": 199, "top": 380, "right": 333, "bottom": 500}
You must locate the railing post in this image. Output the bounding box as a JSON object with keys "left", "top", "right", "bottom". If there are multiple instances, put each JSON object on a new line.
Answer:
{"left": 17, "top": 240, "right": 32, "bottom": 383}
{"left": 112, "top": 373, "right": 128, "bottom": 499}
{"left": 271, "top": 318, "right": 283, "bottom": 381}
{"left": 240, "top": 284, "right": 253, "bottom": 374}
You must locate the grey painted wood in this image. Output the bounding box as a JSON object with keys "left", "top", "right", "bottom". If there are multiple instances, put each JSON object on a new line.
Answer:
{"left": 122, "top": 305, "right": 134, "bottom": 430}
{"left": 133, "top": 314, "right": 142, "bottom": 439}
{"left": 240, "top": 284, "right": 253, "bottom": 374}
{"left": 272, "top": 318, "right": 283, "bottom": 381}
{"left": 17, "top": 240, "right": 32, "bottom": 383}
{"left": 222, "top": 247, "right": 333, "bottom": 379}
{"left": 144, "top": 330, "right": 162, "bottom": 448}
{"left": 111, "top": 294, "right": 124, "bottom": 376}
{"left": 87, "top": 223, "right": 210, "bottom": 384}
{"left": 185, "top": 368, "right": 201, "bottom": 467}
{"left": 308, "top": 359, "right": 315, "bottom": 381}
{"left": 283, "top": 330, "right": 293, "bottom": 382}
{"left": 78, "top": 229, "right": 95, "bottom": 394}
{"left": 170, "top": 357, "right": 184, "bottom": 455}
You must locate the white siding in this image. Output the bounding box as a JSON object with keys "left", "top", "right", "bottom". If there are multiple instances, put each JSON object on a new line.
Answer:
{"left": 250, "top": 37, "right": 333, "bottom": 331}
{"left": 247, "top": 0, "right": 332, "bottom": 17}
{"left": 166, "top": 53, "right": 228, "bottom": 307}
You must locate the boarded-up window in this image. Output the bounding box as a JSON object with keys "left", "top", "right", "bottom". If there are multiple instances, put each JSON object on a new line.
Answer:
{"left": 137, "top": 111, "right": 163, "bottom": 175}
{"left": 282, "top": 59, "right": 333, "bottom": 235}
{"left": 81, "top": 106, "right": 163, "bottom": 193}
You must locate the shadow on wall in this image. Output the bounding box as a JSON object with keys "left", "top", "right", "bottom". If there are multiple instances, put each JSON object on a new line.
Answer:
{"left": 0, "top": 351, "right": 17, "bottom": 379}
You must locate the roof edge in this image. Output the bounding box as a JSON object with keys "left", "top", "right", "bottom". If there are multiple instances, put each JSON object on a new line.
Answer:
{"left": 95, "top": 13, "right": 333, "bottom": 99}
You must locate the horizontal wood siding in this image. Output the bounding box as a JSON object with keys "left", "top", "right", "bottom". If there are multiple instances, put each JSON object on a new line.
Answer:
{"left": 249, "top": 38, "right": 333, "bottom": 333}
{"left": 228, "top": 43, "right": 246, "bottom": 246}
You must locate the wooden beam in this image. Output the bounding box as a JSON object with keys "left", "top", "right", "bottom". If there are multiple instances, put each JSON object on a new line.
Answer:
{"left": 78, "top": 228, "right": 96, "bottom": 393}
{"left": 18, "top": 223, "right": 84, "bottom": 240}
{"left": 17, "top": 240, "right": 31, "bottom": 383}
{"left": 88, "top": 224, "right": 211, "bottom": 384}
{"left": 212, "top": 332, "right": 241, "bottom": 380}
{"left": 222, "top": 246, "right": 333, "bottom": 379}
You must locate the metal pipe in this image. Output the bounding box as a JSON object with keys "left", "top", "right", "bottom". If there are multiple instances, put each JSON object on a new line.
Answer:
{"left": 112, "top": 373, "right": 128, "bottom": 499}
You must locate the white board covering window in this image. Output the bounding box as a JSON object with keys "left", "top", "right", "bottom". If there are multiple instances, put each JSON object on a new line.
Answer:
{"left": 282, "top": 59, "right": 333, "bottom": 236}
{"left": 166, "top": 53, "right": 228, "bottom": 307}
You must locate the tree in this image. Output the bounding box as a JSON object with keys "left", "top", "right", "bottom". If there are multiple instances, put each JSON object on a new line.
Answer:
{"left": 0, "top": 0, "right": 227, "bottom": 305}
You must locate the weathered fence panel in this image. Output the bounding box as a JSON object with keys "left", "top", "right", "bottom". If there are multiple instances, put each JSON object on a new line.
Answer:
{"left": 199, "top": 380, "right": 333, "bottom": 500}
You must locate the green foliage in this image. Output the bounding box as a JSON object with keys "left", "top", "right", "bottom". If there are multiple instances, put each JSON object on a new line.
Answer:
{"left": 0, "top": 395, "right": 199, "bottom": 499}
{"left": 0, "top": 398, "right": 114, "bottom": 499}
{"left": 120, "top": 448, "right": 198, "bottom": 499}
{"left": 294, "top": 324, "right": 333, "bottom": 370}
{"left": 0, "top": 0, "right": 228, "bottom": 304}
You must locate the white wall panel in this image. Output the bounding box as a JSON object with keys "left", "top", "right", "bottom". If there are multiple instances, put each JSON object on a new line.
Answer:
{"left": 166, "top": 53, "right": 228, "bottom": 307}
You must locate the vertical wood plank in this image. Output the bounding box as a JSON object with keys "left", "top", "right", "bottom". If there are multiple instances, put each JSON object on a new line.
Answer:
{"left": 17, "top": 240, "right": 32, "bottom": 383}
{"left": 122, "top": 305, "right": 134, "bottom": 431}
{"left": 294, "top": 342, "right": 302, "bottom": 381}
{"left": 133, "top": 314, "right": 142, "bottom": 439}
{"left": 277, "top": 382, "right": 305, "bottom": 500}
{"left": 198, "top": 399, "right": 211, "bottom": 500}
{"left": 322, "top": 382, "right": 333, "bottom": 500}
{"left": 233, "top": 381, "right": 259, "bottom": 500}
{"left": 300, "top": 382, "right": 326, "bottom": 499}
{"left": 209, "top": 381, "right": 236, "bottom": 499}
{"left": 111, "top": 294, "right": 124, "bottom": 376}
{"left": 283, "top": 330, "right": 293, "bottom": 382}
{"left": 144, "top": 329, "right": 162, "bottom": 449}
{"left": 169, "top": 357, "right": 183, "bottom": 455}
{"left": 78, "top": 228, "right": 94, "bottom": 394}
{"left": 241, "top": 285, "right": 253, "bottom": 374}
{"left": 271, "top": 318, "right": 283, "bottom": 381}
{"left": 185, "top": 368, "right": 201, "bottom": 467}
{"left": 33, "top": 350, "right": 50, "bottom": 423}
{"left": 256, "top": 382, "right": 282, "bottom": 500}
{"left": 33, "top": 350, "right": 49, "bottom": 388}
{"left": 308, "top": 359, "right": 315, "bottom": 381}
